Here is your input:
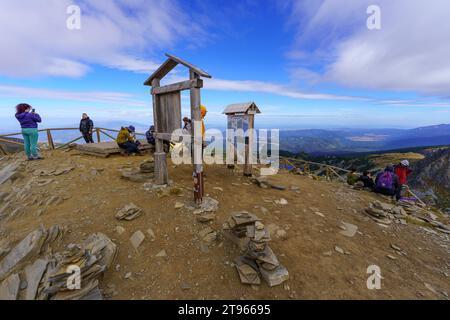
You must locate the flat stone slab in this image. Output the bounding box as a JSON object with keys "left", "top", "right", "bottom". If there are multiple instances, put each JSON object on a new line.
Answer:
{"left": 0, "top": 273, "right": 20, "bottom": 300}
{"left": 130, "top": 231, "right": 145, "bottom": 250}
{"left": 24, "top": 259, "right": 49, "bottom": 300}
{"left": 259, "top": 264, "right": 289, "bottom": 287}
{"left": 76, "top": 140, "right": 151, "bottom": 156}
{"left": 0, "top": 227, "right": 47, "bottom": 281}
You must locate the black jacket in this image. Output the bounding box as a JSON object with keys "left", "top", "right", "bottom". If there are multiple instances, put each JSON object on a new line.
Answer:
{"left": 79, "top": 118, "right": 94, "bottom": 133}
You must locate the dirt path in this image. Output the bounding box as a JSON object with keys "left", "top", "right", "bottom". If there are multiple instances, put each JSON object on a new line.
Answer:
{"left": 1, "top": 149, "right": 449, "bottom": 299}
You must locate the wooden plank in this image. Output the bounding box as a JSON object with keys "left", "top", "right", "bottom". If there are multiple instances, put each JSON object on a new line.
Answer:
{"left": 46, "top": 129, "right": 55, "bottom": 150}
{"left": 166, "top": 54, "right": 211, "bottom": 78}
{"left": 155, "top": 92, "right": 182, "bottom": 136}
{"left": 0, "top": 138, "right": 24, "bottom": 146}
{"left": 143, "top": 58, "right": 178, "bottom": 86}
{"left": 99, "top": 129, "right": 116, "bottom": 141}
{"left": 0, "top": 144, "right": 7, "bottom": 155}
{"left": 56, "top": 136, "right": 83, "bottom": 150}
{"left": 96, "top": 128, "right": 101, "bottom": 143}
{"left": 152, "top": 78, "right": 168, "bottom": 185}
{"left": 151, "top": 79, "right": 203, "bottom": 95}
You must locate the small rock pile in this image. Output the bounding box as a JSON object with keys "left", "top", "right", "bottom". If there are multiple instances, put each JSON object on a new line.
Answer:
{"left": 364, "top": 201, "right": 407, "bottom": 225}
{"left": 115, "top": 203, "right": 143, "bottom": 221}
{"left": 364, "top": 200, "right": 450, "bottom": 233}
{"left": 223, "top": 212, "right": 289, "bottom": 287}
{"left": 0, "top": 226, "right": 117, "bottom": 300}
{"left": 121, "top": 158, "right": 154, "bottom": 182}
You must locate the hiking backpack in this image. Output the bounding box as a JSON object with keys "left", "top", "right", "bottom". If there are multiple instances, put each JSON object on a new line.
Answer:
{"left": 376, "top": 171, "right": 394, "bottom": 191}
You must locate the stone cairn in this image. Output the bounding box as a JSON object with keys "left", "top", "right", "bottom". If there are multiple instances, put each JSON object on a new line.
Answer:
{"left": 222, "top": 211, "right": 289, "bottom": 287}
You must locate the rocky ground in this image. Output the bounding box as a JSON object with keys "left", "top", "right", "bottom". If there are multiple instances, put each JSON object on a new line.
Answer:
{"left": 0, "top": 148, "right": 449, "bottom": 300}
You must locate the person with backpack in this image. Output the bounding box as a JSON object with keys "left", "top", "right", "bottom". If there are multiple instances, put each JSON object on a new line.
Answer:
{"left": 347, "top": 167, "right": 359, "bottom": 185}
{"left": 358, "top": 170, "right": 375, "bottom": 190}
{"left": 15, "top": 103, "right": 43, "bottom": 160}
{"left": 375, "top": 165, "right": 401, "bottom": 200}
{"left": 79, "top": 113, "right": 94, "bottom": 143}
{"left": 116, "top": 125, "right": 141, "bottom": 155}
{"left": 145, "top": 125, "right": 155, "bottom": 146}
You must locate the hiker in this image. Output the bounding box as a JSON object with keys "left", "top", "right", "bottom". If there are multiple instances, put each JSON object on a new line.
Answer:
{"left": 375, "top": 165, "right": 401, "bottom": 200}
{"left": 182, "top": 117, "right": 192, "bottom": 135}
{"left": 15, "top": 103, "right": 43, "bottom": 160}
{"left": 358, "top": 170, "right": 375, "bottom": 190}
{"left": 145, "top": 125, "right": 155, "bottom": 146}
{"left": 116, "top": 125, "right": 141, "bottom": 155}
{"left": 200, "top": 105, "right": 207, "bottom": 142}
{"left": 394, "top": 159, "right": 412, "bottom": 185}
{"left": 79, "top": 113, "right": 94, "bottom": 143}
{"left": 347, "top": 167, "right": 359, "bottom": 185}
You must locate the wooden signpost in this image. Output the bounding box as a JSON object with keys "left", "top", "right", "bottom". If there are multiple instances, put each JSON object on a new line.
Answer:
{"left": 144, "top": 54, "right": 211, "bottom": 203}
{"left": 223, "top": 102, "right": 261, "bottom": 176}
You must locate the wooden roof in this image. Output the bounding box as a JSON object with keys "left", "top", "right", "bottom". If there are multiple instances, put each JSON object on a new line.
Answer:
{"left": 144, "top": 53, "right": 211, "bottom": 86}
{"left": 223, "top": 102, "right": 261, "bottom": 115}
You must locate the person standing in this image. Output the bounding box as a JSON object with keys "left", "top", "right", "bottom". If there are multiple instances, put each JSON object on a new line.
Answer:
{"left": 394, "top": 159, "right": 412, "bottom": 200}
{"left": 182, "top": 117, "right": 192, "bottom": 135}
{"left": 79, "top": 113, "right": 94, "bottom": 143}
{"left": 15, "top": 103, "right": 43, "bottom": 160}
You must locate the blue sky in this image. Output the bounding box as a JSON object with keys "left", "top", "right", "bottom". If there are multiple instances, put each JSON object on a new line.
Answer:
{"left": 1, "top": 0, "right": 450, "bottom": 133}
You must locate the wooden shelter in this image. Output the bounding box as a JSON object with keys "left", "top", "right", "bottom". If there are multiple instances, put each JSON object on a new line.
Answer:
{"left": 144, "top": 53, "right": 211, "bottom": 203}
{"left": 223, "top": 102, "right": 261, "bottom": 176}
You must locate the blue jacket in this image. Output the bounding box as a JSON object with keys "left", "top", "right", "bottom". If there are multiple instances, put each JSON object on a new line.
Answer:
{"left": 15, "top": 112, "right": 41, "bottom": 129}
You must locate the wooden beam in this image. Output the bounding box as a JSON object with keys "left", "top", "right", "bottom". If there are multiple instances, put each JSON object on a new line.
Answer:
{"left": 0, "top": 137, "right": 24, "bottom": 146}
{"left": 143, "top": 58, "right": 178, "bottom": 86}
{"left": 96, "top": 128, "right": 101, "bottom": 143}
{"left": 56, "top": 136, "right": 83, "bottom": 150}
{"left": 0, "top": 143, "right": 8, "bottom": 155}
{"left": 46, "top": 129, "right": 55, "bottom": 150}
{"left": 151, "top": 79, "right": 203, "bottom": 95}
{"left": 99, "top": 129, "right": 116, "bottom": 141}
{"left": 152, "top": 78, "right": 169, "bottom": 185}
{"left": 166, "top": 53, "right": 211, "bottom": 78}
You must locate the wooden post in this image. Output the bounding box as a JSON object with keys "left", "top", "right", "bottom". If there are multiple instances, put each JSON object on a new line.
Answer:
{"left": 0, "top": 143, "right": 7, "bottom": 155}
{"left": 243, "top": 114, "right": 254, "bottom": 176}
{"left": 190, "top": 70, "right": 204, "bottom": 203}
{"left": 96, "top": 128, "right": 101, "bottom": 143}
{"left": 46, "top": 129, "right": 55, "bottom": 150}
{"left": 152, "top": 78, "right": 168, "bottom": 185}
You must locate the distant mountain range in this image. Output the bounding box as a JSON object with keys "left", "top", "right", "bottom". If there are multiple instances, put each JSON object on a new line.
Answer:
{"left": 280, "top": 124, "right": 450, "bottom": 155}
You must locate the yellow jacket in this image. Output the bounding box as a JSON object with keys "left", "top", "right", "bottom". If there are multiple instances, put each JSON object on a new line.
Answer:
{"left": 116, "top": 127, "right": 134, "bottom": 144}
{"left": 200, "top": 105, "right": 207, "bottom": 140}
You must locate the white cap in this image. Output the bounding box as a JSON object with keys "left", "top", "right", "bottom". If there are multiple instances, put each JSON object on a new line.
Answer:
{"left": 401, "top": 160, "right": 410, "bottom": 167}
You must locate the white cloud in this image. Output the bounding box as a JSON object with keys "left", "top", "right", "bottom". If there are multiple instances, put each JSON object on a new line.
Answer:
{"left": 205, "top": 78, "right": 365, "bottom": 101}
{"left": 0, "top": 84, "right": 146, "bottom": 107}
{"left": 0, "top": 0, "right": 201, "bottom": 77}
{"left": 283, "top": 0, "right": 450, "bottom": 98}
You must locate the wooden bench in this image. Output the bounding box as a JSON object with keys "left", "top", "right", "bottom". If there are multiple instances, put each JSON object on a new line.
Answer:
{"left": 75, "top": 140, "right": 153, "bottom": 158}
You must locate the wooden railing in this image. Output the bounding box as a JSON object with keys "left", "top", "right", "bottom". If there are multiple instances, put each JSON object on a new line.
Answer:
{"left": 0, "top": 127, "right": 146, "bottom": 155}
{"left": 280, "top": 157, "right": 350, "bottom": 182}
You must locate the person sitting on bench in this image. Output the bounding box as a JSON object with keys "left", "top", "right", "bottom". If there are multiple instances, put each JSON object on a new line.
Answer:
{"left": 116, "top": 125, "right": 141, "bottom": 155}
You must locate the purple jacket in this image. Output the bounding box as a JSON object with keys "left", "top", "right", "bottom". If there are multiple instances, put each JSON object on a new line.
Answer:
{"left": 15, "top": 112, "right": 42, "bottom": 128}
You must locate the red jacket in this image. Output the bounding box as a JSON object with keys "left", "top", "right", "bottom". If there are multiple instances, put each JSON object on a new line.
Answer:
{"left": 394, "top": 165, "right": 412, "bottom": 185}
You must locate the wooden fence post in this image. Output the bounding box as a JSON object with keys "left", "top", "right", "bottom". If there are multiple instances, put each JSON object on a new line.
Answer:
{"left": 96, "top": 128, "right": 101, "bottom": 143}
{"left": 46, "top": 129, "right": 55, "bottom": 150}
{"left": 0, "top": 143, "right": 7, "bottom": 155}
